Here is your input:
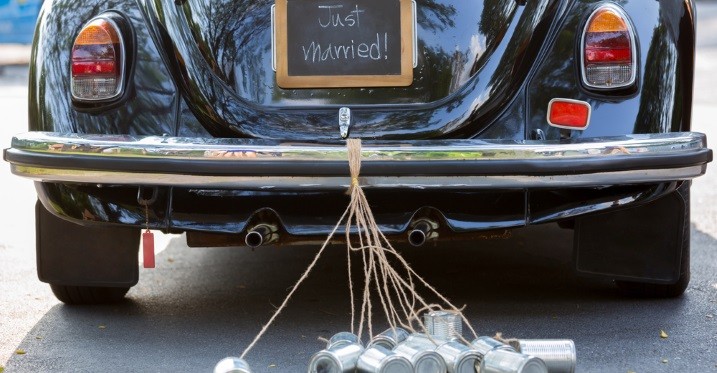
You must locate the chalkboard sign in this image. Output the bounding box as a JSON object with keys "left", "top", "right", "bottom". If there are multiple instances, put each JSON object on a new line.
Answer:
{"left": 275, "top": 0, "right": 414, "bottom": 88}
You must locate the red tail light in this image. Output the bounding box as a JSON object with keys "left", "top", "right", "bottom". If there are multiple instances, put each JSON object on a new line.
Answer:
{"left": 71, "top": 17, "right": 125, "bottom": 101}
{"left": 581, "top": 4, "right": 636, "bottom": 89}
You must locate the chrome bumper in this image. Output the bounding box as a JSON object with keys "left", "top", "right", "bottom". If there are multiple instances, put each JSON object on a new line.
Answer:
{"left": 4, "top": 132, "right": 711, "bottom": 190}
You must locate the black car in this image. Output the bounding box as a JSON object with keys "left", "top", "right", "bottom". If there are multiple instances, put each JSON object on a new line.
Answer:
{"left": 3, "top": 0, "right": 712, "bottom": 304}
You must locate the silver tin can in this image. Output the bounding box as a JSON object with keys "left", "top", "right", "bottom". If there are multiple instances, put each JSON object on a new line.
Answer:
{"left": 516, "top": 339, "right": 576, "bottom": 373}
{"left": 469, "top": 336, "right": 516, "bottom": 356}
{"left": 405, "top": 332, "right": 444, "bottom": 347}
{"left": 368, "top": 327, "right": 410, "bottom": 350}
{"left": 356, "top": 345, "right": 413, "bottom": 373}
{"left": 394, "top": 338, "right": 447, "bottom": 373}
{"left": 308, "top": 342, "right": 365, "bottom": 373}
{"left": 327, "top": 332, "right": 361, "bottom": 349}
{"left": 435, "top": 340, "right": 482, "bottom": 373}
{"left": 481, "top": 349, "right": 547, "bottom": 373}
{"left": 424, "top": 310, "right": 463, "bottom": 341}
{"left": 213, "top": 357, "right": 252, "bottom": 373}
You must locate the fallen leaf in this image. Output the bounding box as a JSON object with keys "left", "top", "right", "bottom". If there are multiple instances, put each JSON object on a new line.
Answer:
{"left": 660, "top": 330, "right": 668, "bottom": 339}
{"left": 35, "top": 336, "right": 42, "bottom": 340}
{"left": 662, "top": 359, "right": 669, "bottom": 364}
{"left": 16, "top": 349, "right": 26, "bottom": 355}
{"left": 627, "top": 370, "right": 636, "bottom": 373}
{"left": 167, "top": 257, "right": 175, "bottom": 263}
{"left": 98, "top": 325, "right": 106, "bottom": 329}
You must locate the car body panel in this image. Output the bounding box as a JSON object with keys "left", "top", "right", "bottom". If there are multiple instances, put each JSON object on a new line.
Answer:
{"left": 4, "top": 0, "right": 710, "bottom": 275}
{"left": 144, "top": 0, "right": 563, "bottom": 140}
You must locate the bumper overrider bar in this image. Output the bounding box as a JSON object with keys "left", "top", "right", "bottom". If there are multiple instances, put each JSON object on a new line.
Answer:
{"left": 3, "top": 132, "right": 712, "bottom": 190}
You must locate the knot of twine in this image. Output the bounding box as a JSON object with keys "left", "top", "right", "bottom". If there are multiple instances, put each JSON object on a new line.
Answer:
{"left": 240, "top": 139, "right": 475, "bottom": 359}
{"left": 347, "top": 138, "right": 362, "bottom": 194}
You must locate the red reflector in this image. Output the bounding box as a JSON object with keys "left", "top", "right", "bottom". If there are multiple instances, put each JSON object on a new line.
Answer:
{"left": 548, "top": 99, "right": 591, "bottom": 130}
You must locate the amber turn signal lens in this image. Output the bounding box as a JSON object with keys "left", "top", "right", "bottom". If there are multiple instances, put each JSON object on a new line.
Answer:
{"left": 71, "top": 17, "right": 124, "bottom": 101}
{"left": 547, "top": 99, "right": 591, "bottom": 130}
{"left": 587, "top": 8, "right": 629, "bottom": 33}
{"left": 74, "top": 20, "right": 121, "bottom": 46}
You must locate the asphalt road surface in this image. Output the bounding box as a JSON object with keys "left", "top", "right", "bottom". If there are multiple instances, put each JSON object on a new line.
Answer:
{"left": 2, "top": 5, "right": 717, "bottom": 373}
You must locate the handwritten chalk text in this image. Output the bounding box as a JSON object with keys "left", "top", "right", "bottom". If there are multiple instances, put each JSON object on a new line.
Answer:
{"left": 317, "top": 5, "right": 365, "bottom": 28}
{"left": 301, "top": 33, "right": 390, "bottom": 63}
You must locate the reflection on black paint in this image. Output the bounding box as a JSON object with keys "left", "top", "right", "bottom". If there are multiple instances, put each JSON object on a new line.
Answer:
{"left": 30, "top": 0, "right": 178, "bottom": 137}
{"left": 29, "top": 0, "right": 693, "bottom": 143}
{"left": 526, "top": 0, "right": 693, "bottom": 141}
{"left": 636, "top": 24, "right": 676, "bottom": 134}
{"left": 150, "top": 0, "right": 559, "bottom": 139}
{"left": 416, "top": 0, "right": 456, "bottom": 31}
{"left": 25, "top": 0, "right": 698, "bottom": 237}
{"left": 635, "top": 0, "right": 691, "bottom": 135}
{"left": 40, "top": 183, "right": 167, "bottom": 227}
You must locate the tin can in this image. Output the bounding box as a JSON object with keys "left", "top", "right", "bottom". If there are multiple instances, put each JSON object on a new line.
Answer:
{"left": 394, "top": 337, "right": 447, "bottom": 373}
{"left": 481, "top": 349, "right": 547, "bottom": 373}
{"left": 327, "top": 332, "right": 361, "bottom": 349}
{"left": 405, "top": 333, "right": 443, "bottom": 347}
{"left": 424, "top": 310, "right": 463, "bottom": 341}
{"left": 308, "top": 342, "right": 365, "bottom": 373}
{"left": 213, "top": 357, "right": 252, "bottom": 373}
{"left": 515, "top": 339, "right": 576, "bottom": 373}
{"left": 368, "top": 327, "right": 410, "bottom": 350}
{"left": 356, "top": 345, "right": 413, "bottom": 373}
{"left": 435, "top": 340, "right": 482, "bottom": 373}
{"left": 469, "top": 336, "right": 516, "bottom": 356}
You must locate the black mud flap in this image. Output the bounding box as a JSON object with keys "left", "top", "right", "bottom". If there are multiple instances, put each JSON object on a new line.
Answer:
{"left": 36, "top": 201, "right": 140, "bottom": 287}
{"left": 574, "top": 189, "right": 686, "bottom": 284}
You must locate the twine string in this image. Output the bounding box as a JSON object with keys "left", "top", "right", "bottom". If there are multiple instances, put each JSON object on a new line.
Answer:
{"left": 240, "top": 206, "right": 350, "bottom": 359}
{"left": 240, "top": 138, "right": 476, "bottom": 360}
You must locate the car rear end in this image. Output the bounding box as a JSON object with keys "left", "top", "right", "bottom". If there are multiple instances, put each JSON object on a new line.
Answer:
{"left": 3, "top": 0, "right": 711, "bottom": 302}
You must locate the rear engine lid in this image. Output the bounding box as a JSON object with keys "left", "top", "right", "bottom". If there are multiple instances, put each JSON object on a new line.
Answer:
{"left": 144, "top": 0, "right": 565, "bottom": 139}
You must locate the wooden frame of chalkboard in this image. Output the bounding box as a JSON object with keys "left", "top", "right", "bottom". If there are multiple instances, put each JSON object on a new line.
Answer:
{"left": 275, "top": 0, "right": 414, "bottom": 88}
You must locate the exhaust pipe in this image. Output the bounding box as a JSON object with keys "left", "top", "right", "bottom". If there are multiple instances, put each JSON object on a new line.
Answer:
{"left": 408, "top": 220, "right": 437, "bottom": 247}
{"left": 244, "top": 224, "right": 278, "bottom": 248}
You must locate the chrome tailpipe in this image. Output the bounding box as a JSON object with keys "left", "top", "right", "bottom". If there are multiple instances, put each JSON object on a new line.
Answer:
{"left": 408, "top": 219, "right": 438, "bottom": 247}
{"left": 244, "top": 224, "right": 278, "bottom": 248}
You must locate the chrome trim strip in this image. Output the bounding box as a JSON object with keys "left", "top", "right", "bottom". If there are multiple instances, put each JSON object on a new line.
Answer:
{"left": 8, "top": 132, "right": 707, "bottom": 162}
{"left": 412, "top": 0, "right": 418, "bottom": 68}
{"left": 271, "top": 4, "right": 276, "bottom": 72}
{"left": 7, "top": 165, "right": 707, "bottom": 190}
{"left": 5, "top": 132, "right": 710, "bottom": 189}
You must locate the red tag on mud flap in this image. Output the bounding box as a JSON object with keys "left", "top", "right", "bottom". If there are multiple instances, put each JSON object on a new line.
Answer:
{"left": 143, "top": 230, "right": 155, "bottom": 269}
